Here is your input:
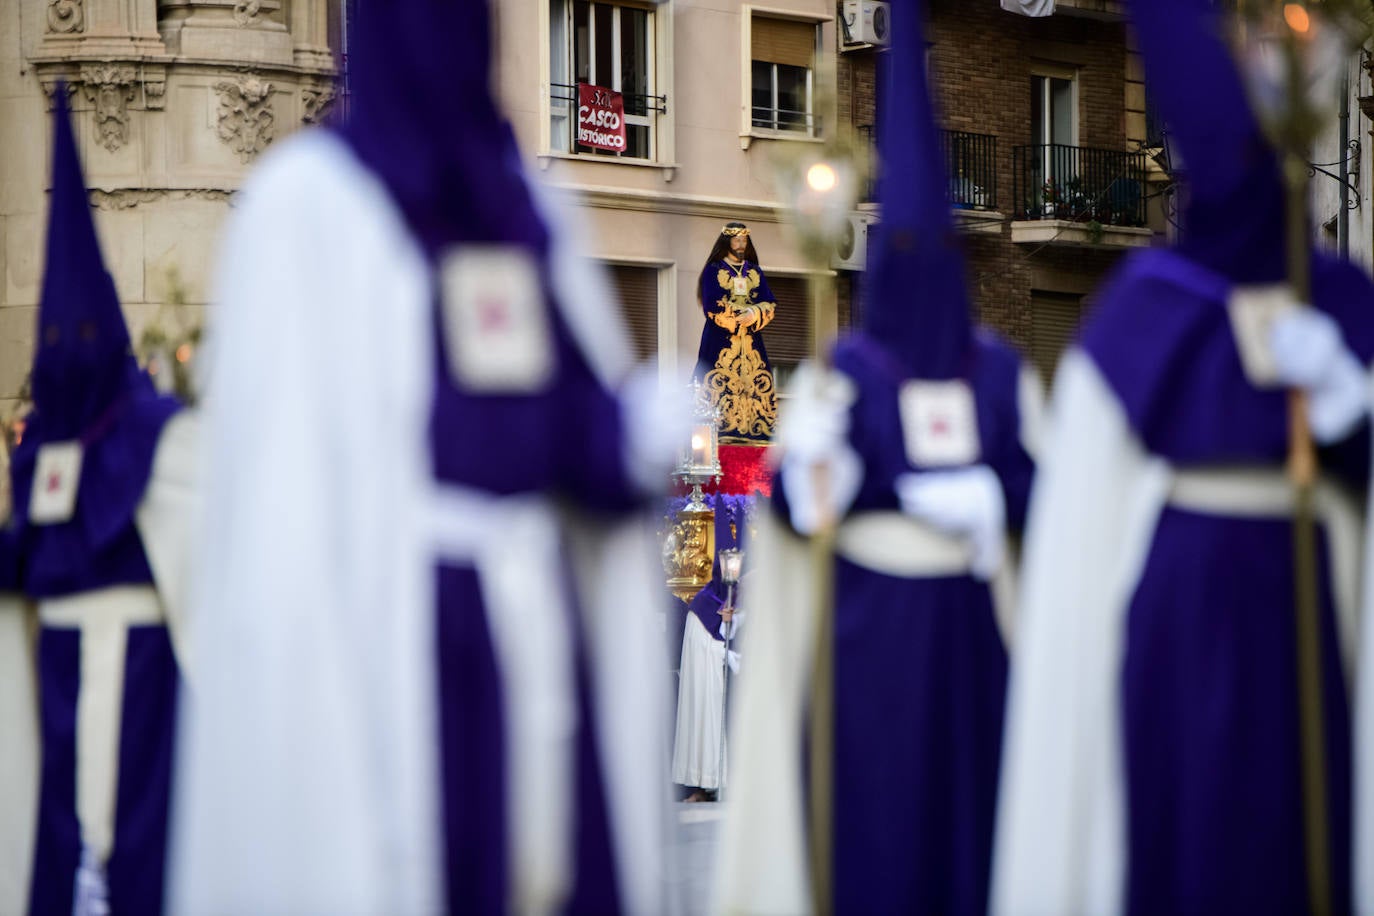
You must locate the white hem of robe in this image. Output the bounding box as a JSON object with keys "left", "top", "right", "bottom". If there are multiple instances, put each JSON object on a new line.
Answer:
{"left": 712, "top": 510, "right": 819, "bottom": 916}
{"left": 672, "top": 613, "right": 729, "bottom": 790}
{"left": 0, "top": 593, "right": 38, "bottom": 916}
{"left": 991, "top": 349, "right": 1366, "bottom": 916}
{"left": 167, "top": 128, "right": 668, "bottom": 916}
{"left": 168, "top": 129, "right": 444, "bottom": 916}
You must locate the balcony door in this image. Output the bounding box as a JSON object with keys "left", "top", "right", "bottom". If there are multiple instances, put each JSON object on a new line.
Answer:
{"left": 1030, "top": 70, "right": 1078, "bottom": 215}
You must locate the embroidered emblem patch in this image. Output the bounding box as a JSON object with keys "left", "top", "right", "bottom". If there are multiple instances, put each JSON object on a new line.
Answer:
{"left": 899, "top": 380, "right": 980, "bottom": 467}
{"left": 1228, "top": 284, "right": 1301, "bottom": 389}
{"left": 30, "top": 440, "right": 83, "bottom": 525}
{"left": 439, "top": 246, "right": 554, "bottom": 392}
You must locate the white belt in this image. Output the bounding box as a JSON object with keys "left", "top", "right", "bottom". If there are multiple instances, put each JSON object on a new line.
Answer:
{"left": 1169, "top": 467, "right": 1342, "bottom": 517}
{"left": 835, "top": 511, "right": 973, "bottom": 577}
{"left": 1167, "top": 466, "right": 1363, "bottom": 683}
{"left": 426, "top": 483, "right": 576, "bottom": 915}
{"left": 37, "top": 585, "right": 164, "bottom": 880}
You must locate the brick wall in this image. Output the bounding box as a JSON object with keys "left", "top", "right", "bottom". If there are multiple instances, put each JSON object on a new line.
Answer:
{"left": 930, "top": 1, "right": 1134, "bottom": 354}
{"left": 838, "top": 2, "right": 1142, "bottom": 360}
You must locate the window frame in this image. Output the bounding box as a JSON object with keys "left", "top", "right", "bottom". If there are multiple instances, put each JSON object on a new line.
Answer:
{"left": 598, "top": 258, "right": 676, "bottom": 367}
{"left": 740, "top": 6, "right": 832, "bottom": 148}
{"left": 1029, "top": 63, "right": 1080, "bottom": 148}
{"left": 543, "top": 0, "right": 672, "bottom": 166}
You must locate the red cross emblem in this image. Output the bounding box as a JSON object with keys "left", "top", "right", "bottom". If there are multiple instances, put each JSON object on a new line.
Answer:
{"left": 477, "top": 298, "right": 510, "bottom": 334}
{"left": 45, "top": 471, "right": 63, "bottom": 493}
{"left": 929, "top": 415, "right": 951, "bottom": 438}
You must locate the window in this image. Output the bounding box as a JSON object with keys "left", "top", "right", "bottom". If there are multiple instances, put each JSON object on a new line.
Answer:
{"left": 605, "top": 263, "right": 659, "bottom": 362}
{"left": 763, "top": 275, "right": 813, "bottom": 389}
{"left": 751, "top": 16, "right": 818, "bottom": 135}
{"left": 549, "top": 0, "right": 661, "bottom": 160}
{"left": 1029, "top": 290, "right": 1084, "bottom": 389}
{"left": 1031, "top": 74, "right": 1076, "bottom": 148}
{"left": 1029, "top": 68, "right": 1079, "bottom": 215}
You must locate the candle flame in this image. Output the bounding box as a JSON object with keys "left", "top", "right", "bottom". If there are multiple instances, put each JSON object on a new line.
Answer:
{"left": 175, "top": 343, "right": 192, "bottom": 364}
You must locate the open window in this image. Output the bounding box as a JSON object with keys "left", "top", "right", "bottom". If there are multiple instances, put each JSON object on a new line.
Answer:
{"left": 750, "top": 15, "right": 820, "bottom": 137}
{"left": 549, "top": 0, "right": 666, "bottom": 161}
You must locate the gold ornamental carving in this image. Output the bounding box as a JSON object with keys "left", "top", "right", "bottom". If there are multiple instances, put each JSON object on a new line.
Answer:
{"left": 663, "top": 505, "right": 716, "bottom": 603}
{"left": 704, "top": 332, "right": 777, "bottom": 440}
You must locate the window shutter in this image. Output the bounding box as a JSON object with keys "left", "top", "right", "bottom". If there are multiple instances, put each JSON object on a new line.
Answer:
{"left": 1029, "top": 291, "right": 1083, "bottom": 389}
{"left": 751, "top": 16, "right": 816, "bottom": 69}
{"left": 763, "top": 275, "right": 812, "bottom": 373}
{"left": 608, "top": 264, "right": 658, "bottom": 362}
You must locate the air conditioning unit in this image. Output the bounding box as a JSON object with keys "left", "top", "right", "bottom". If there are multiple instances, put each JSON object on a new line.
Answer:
{"left": 841, "top": 0, "right": 891, "bottom": 48}
{"left": 833, "top": 212, "right": 872, "bottom": 271}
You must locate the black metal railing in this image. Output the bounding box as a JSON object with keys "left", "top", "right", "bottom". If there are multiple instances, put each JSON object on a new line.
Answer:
{"left": 1013, "top": 143, "right": 1148, "bottom": 227}
{"left": 944, "top": 129, "right": 997, "bottom": 211}
{"left": 856, "top": 126, "right": 998, "bottom": 211}
{"left": 550, "top": 82, "right": 667, "bottom": 116}
{"left": 549, "top": 82, "right": 666, "bottom": 157}
{"left": 751, "top": 105, "right": 817, "bottom": 134}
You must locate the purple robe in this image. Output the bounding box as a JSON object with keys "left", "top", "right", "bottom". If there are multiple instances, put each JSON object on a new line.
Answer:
{"left": 693, "top": 259, "right": 779, "bottom": 443}
{"left": 15, "top": 82, "right": 182, "bottom": 916}
{"left": 428, "top": 276, "right": 637, "bottom": 914}
{"left": 775, "top": 330, "right": 1034, "bottom": 915}
{"left": 1081, "top": 247, "right": 1374, "bottom": 915}
{"left": 665, "top": 493, "right": 753, "bottom": 668}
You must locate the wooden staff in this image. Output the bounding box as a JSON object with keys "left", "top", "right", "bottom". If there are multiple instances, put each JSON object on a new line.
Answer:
{"left": 805, "top": 271, "right": 838, "bottom": 916}
{"left": 1278, "top": 11, "right": 1330, "bottom": 914}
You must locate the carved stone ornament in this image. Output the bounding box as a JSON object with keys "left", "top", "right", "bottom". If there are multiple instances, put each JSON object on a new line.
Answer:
{"left": 301, "top": 87, "right": 336, "bottom": 125}
{"left": 144, "top": 77, "right": 166, "bottom": 111}
{"left": 215, "top": 78, "right": 275, "bottom": 163}
{"left": 47, "top": 0, "right": 83, "bottom": 33}
{"left": 232, "top": 0, "right": 262, "bottom": 26}
{"left": 81, "top": 66, "right": 137, "bottom": 152}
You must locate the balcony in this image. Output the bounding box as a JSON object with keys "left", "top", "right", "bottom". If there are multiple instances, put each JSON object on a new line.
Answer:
{"left": 857, "top": 126, "right": 1004, "bottom": 234}
{"left": 999, "top": 0, "right": 1124, "bottom": 19}
{"left": 1011, "top": 143, "right": 1153, "bottom": 248}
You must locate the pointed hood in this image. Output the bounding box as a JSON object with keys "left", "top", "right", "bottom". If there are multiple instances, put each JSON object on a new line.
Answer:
{"left": 7, "top": 85, "right": 179, "bottom": 597}
{"left": 863, "top": 0, "right": 973, "bottom": 379}
{"left": 31, "top": 86, "right": 152, "bottom": 439}
{"left": 338, "top": 0, "right": 549, "bottom": 260}
{"left": 1128, "top": 0, "right": 1286, "bottom": 283}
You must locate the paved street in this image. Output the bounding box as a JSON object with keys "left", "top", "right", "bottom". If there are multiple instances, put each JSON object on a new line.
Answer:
{"left": 670, "top": 801, "right": 725, "bottom": 916}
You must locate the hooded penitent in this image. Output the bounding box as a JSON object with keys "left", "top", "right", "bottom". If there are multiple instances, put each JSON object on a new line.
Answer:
{"left": 8, "top": 86, "right": 179, "bottom": 596}
{"left": 1132, "top": 0, "right": 1286, "bottom": 284}
{"left": 339, "top": 0, "right": 547, "bottom": 260}
{"left": 862, "top": 0, "right": 972, "bottom": 379}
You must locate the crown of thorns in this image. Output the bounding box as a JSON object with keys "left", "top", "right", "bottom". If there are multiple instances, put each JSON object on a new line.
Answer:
{"left": 721, "top": 225, "right": 750, "bottom": 238}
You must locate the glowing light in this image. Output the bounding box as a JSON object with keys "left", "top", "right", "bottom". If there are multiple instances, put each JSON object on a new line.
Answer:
{"left": 1283, "top": 3, "right": 1310, "bottom": 34}
{"left": 175, "top": 344, "right": 192, "bottom": 364}
{"left": 806, "top": 162, "right": 838, "bottom": 193}
{"left": 691, "top": 433, "right": 705, "bottom": 451}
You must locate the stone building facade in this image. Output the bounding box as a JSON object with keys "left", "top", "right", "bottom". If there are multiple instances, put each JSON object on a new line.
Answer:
{"left": 493, "top": 0, "right": 844, "bottom": 387}
{"left": 1, "top": 0, "right": 1166, "bottom": 420}
{"left": 0, "top": 0, "right": 339, "bottom": 420}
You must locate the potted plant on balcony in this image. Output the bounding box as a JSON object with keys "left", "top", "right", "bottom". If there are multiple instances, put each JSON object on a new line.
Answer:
{"left": 1040, "top": 178, "right": 1059, "bottom": 218}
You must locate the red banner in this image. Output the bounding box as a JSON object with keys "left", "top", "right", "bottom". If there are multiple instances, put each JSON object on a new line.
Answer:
{"left": 577, "top": 83, "right": 627, "bottom": 153}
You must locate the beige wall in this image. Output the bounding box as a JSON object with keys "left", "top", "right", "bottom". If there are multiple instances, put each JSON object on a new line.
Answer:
{"left": 0, "top": 0, "right": 334, "bottom": 418}
{"left": 497, "top": 0, "right": 840, "bottom": 381}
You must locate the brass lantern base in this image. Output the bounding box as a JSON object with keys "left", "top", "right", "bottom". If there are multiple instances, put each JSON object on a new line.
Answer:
{"left": 663, "top": 501, "right": 716, "bottom": 604}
